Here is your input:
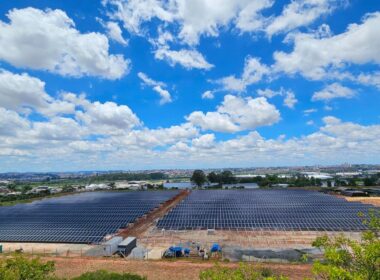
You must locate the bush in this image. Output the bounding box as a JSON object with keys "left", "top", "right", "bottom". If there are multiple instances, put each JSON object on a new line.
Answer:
{"left": 72, "top": 270, "right": 146, "bottom": 280}
{"left": 199, "top": 263, "right": 288, "bottom": 280}
{"left": 311, "top": 209, "right": 380, "bottom": 280}
{"left": 0, "top": 254, "right": 55, "bottom": 280}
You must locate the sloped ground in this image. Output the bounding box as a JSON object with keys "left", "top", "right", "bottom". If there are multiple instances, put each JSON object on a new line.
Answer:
{"left": 343, "top": 196, "right": 380, "bottom": 207}
{"left": 49, "top": 257, "right": 312, "bottom": 280}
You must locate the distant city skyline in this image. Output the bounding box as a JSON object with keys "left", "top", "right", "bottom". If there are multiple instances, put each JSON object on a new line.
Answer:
{"left": 0, "top": 1, "right": 379, "bottom": 172}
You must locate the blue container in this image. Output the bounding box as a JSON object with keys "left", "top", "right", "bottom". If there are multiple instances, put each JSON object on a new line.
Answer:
{"left": 169, "top": 246, "right": 183, "bottom": 257}
{"left": 210, "top": 243, "right": 221, "bottom": 252}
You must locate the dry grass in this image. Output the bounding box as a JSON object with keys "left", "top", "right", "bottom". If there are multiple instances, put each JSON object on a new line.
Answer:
{"left": 48, "top": 257, "right": 313, "bottom": 280}
{"left": 343, "top": 196, "right": 380, "bottom": 207}
{"left": 139, "top": 227, "right": 362, "bottom": 251}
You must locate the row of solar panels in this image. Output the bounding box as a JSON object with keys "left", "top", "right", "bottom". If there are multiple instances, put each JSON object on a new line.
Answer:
{"left": 0, "top": 190, "right": 180, "bottom": 243}
{"left": 157, "top": 190, "right": 377, "bottom": 231}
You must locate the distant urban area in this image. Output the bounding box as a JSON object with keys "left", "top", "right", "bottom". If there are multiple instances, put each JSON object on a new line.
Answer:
{"left": 1, "top": 164, "right": 380, "bottom": 205}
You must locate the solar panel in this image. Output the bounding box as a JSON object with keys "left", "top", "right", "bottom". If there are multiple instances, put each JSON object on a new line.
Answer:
{"left": 0, "top": 191, "right": 179, "bottom": 244}
{"left": 157, "top": 189, "right": 377, "bottom": 231}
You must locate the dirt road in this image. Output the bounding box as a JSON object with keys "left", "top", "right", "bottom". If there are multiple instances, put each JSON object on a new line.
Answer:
{"left": 117, "top": 190, "right": 189, "bottom": 238}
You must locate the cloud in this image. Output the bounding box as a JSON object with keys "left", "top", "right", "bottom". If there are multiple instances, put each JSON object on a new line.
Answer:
{"left": 273, "top": 12, "right": 380, "bottom": 79}
{"left": 312, "top": 83, "right": 355, "bottom": 101}
{"left": 186, "top": 111, "right": 239, "bottom": 133}
{"left": 356, "top": 72, "right": 380, "bottom": 90}
{"left": 154, "top": 47, "right": 213, "bottom": 70}
{"left": 138, "top": 72, "right": 172, "bottom": 104}
{"left": 31, "top": 117, "right": 85, "bottom": 141}
{"left": 216, "top": 56, "right": 270, "bottom": 92}
{"left": 166, "top": 117, "right": 380, "bottom": 167}
{"left": 153, "top": 86, "right": 172, "bottom": 104}
{"left": 201, "top": 90, "right": 214, "bottom": 99}
{"left": 175, "top": 0, "right": 271, "bottom": 45}
{"left": 0, "top": 107, "right": 30, "bottom": 136}
{"left": 257, "top": 87, "right": 297, "bottom": 108}
{"left": 1, "top": 93, "right": 380, "bottom": 170}
{"left": 257, "top": 88, "right": 279, "bottom": 98}
{"left": 75, "top": 101, "right": 142, "bottom": 134}
{"left": 103, "top": 0, "right": 176, "bottom": 35}
{"left": 266, "top": 0, "right": 338, "bottom": 37}
{"left": 283, "top": 90, "right": 297, "bottom": 109}
{"left": 104, "top": 0, "right": 332, "bottom": 45}
{"left": 137, "top": 72, "right": 164, "bottom": 87}
{"left": 104, "top": 0, "right": 273, "bottom": 46}
{"left": 105, "top": 21, "right": 128, "bottom": 45}
{"left": 303, "top": 108, "right": 318, "bottom": 116}
{"left": 0, "top": 7, "right": 129, "bottom": 79}
{"left": 191, "top": 134, "right": 215, "bottom": 149}
{"left": 187, "top": 94, "right": 280, "bottom": 132}
{"left": 234, "top": 0, "right": 274, "bottom": 32}
{"left": 0, "top": 69, "right": 75, "bottom": 116}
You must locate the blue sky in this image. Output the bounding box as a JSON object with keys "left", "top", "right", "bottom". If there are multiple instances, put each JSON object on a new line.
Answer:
{"left": 0, "top": 0, "right": 379, "bottom": 172}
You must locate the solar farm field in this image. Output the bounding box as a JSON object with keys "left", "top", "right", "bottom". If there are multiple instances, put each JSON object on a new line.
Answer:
{"left": 0, "top": 191, "right": 179, "bottom": 244}
{"left": 157, "top": 190, "right": 376, "bottom": 231}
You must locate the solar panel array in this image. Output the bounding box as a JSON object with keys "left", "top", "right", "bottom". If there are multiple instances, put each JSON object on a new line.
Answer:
{"left": 0, "top": 191, "right": 179, "bottom": 243}
{"left": 157, "top": 190, "right": 376, "bottom": 231}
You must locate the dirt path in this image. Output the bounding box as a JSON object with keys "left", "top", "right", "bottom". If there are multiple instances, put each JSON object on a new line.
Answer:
{"left": 117, "top": 190, "right": 189, "bottom": 238}
{"left": 49, "top": 257, "right": 312, "bottom": 280}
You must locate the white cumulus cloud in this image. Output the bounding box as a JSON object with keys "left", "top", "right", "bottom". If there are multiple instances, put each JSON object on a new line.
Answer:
{"left": 0, "top": 69, "right": 75, "bottom": 116}
{"left": 266, "top": 0, "right": 338, "bottom": 37}
{"left": 187, "top": 94, "right": 280, "bottom": 132}
{"left": 0, "top": 7, "right": 130, "bottom": 79}
{"left": 312, "top": 83, "right": 355, "bottom": 101}
{"left": 105, "top": 21, "right": 128, "bottom": 45}
{"left": 154, "top": 47, "right": 213, "bottom": 70}
{"left": 216, "top": 56, "right": 270, "bottom": 92}
{"left": 274, "top": 12, "right": 380, "bottom": 79}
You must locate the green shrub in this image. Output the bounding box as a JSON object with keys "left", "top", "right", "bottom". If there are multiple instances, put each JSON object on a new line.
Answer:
{"left": 0, "top": 254, "right": 56, "bottom": 280}
{"left": 199, "top": 263, "right": 288, "bottom": 280}
{"left": 311, "top": 209, "right": 380, "bottom": 280}
{"left": 72, "top": 270, "right": 146, "bottom": 280}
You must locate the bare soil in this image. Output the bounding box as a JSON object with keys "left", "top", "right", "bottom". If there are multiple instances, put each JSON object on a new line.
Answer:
{"left": 48, "top": 257, "right": 313, "bottom": 280}
{"left": 138, "top": 228, "right": 362, "bottom": 254}
{"left": 343, "top": 196, "right": 380, "bottom": 207}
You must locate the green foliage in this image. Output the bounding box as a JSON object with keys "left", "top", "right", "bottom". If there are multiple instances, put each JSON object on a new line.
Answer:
{"left": 207, "top": 172, "right": 221, "bottom": 184}
{"left": 89, "top": 172, "right": 167, "bottom": 182}
{"left": 207, "top": 171, "right": 236, "bottom": 184}
{"left": 199, "top": 263, "right": 288, "bottom": 280}
{"left": 72, "top": 270, "right": 146, "bottom": 280}
{"left": 311, "top": 209, "right": 380, "bottom": 280}
{"left": 191, "top": 170, "right": 207, "bottom": 188}
{"left": 240, "top": 174, "right": 324, "bottom": 188}
{"left": 0, "top": 254, "right": 55, "bottom": 280}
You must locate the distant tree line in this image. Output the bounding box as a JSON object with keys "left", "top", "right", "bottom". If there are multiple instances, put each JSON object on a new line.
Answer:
{"left": 89, "top": 172, "right": 168, "bottom": 182}
{"left": 0, "top": 186, "right": 76, "bottom": 205}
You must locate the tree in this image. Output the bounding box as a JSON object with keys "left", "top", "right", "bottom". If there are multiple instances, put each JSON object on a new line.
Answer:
{"left": 207, "top": 172, "right": 220, "bottom": 184}
{"left": 364, "top": 177, "right": 376, "bottom": 187}
{"left": 200, "top": 263, "right": 288, "bottom": 280}
{"left": 311, "top": 209, "right": 380, "bottom": 280}
{"left": 220, "top": 171, "right": 236, "bottom": 184}
{"left": 191, "top": 170, "right": 207, "bottom": 188}
{"left": 72, "top": 270, "right": 146, "bottom": 280}
{"left": 0, "top": 254, "right": 56, "bottom": 280}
